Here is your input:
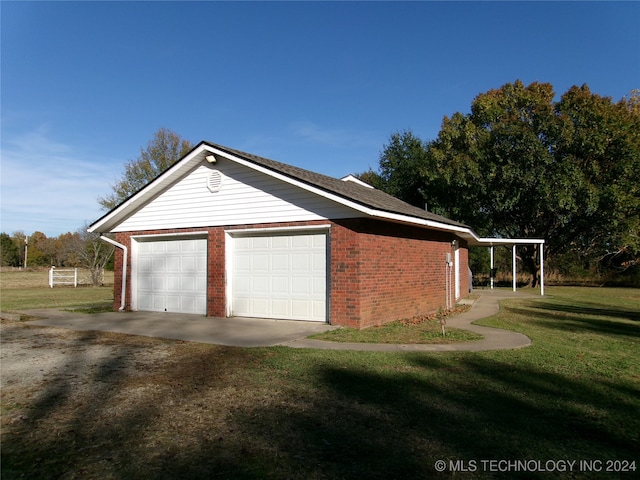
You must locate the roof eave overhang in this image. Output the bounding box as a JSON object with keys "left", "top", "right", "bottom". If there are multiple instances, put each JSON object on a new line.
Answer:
{"left": 205, "top": 145, "right": 484, "bottom": 239}
{"left": 88, "top": 143, "right": 213, "bottom": 233}
{"left": 88, "top": 143, "right": 544, "bottom": 247}
{"left": 472, "top": 237, "right": 545, "bottom": 247}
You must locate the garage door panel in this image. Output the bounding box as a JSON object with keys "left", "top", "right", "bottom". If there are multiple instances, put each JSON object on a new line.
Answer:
{"left": 312, "top": 300, "right": 326, "bottom": 318}
{"left": 271, "top": 276, "right": 289, "bottom": 294}
{"left": 313, "top": 252, "right": 325, "bottom": 269}
{"left": 292, "top": 235, "right": 311, "bottom": 248}
{"left": 235, "top": 253, "right": 251, "bottom": 271}
{"left": 180, "top": 277, "right": 196, "bottom": 292}
{"left": 138, "top": 295, "right": 152, "bottom": 310}
{"left": 138, "top": 275, "right": 152, "bottom": 290}
{"left": 251, "top": 298, "right": 269, "bottom": 316}
{"left": 166, "top": 295, "right": 180, "bottom": 311}
{"left": 180, "top": 297, "right": 196, "bottom": 312}
{"left": 179, "top": 256, "right": 194, "bottom": 272}
{"left": 291, "top": 253, "right": 310, "bottom": 271}
{"left": 136, "top": 238, "right": 207, "bottom": 314}
{"left": 139, "top": 257, "right": 152, "bottom": 272}
{"left": 271, "top": 253, "right": 289, "bottom": 270}
{"left": 313, "top": 276, "right": 326, "bottom": 294}
{"left": 166, "top": 258, "right": 181, "bottom": 273}
{"left": 231, "top": 232, "right": 327, "bottom": 322}
{"left": 166, "top": 241, "right": 180, "bottom": 253}
{"left": 271, "top": 236, "right": 289, "bottom": 249}
{"left": 291, "top": 277, "right": 310, "bottom": 294}
{"left": 291, "top": 300, "right": 311, "bottom": 318}
{"left": 152, "top": 257, "right": 166, "bottom": 272}
{"left": 152, "top": 277, "right": 166, "bottom": 291}
{"left": 272, "top": 299, "right": 289, "bottom": 316}
{"left": 252, "top": 254, "right": 269, "bottom": 271}
{"left": 167, "top": 276, "right": 181, "bottom": 292}
{"left": 313, "top": 235, "right": 326, "bottom": 248}
{"left": 251, "top": 276, "right": 269, "bottom": 294}
{"left": 252, "top": 237, "right": 270, "bottom": 249}
{"left": 234, "top": 276, "right": 251, "bottom": 294}
{"left": 234, "top": 237, "right": 251, "bottom": 250}
{"left": 153, "top": 295, "right": 165, "bottom": 310}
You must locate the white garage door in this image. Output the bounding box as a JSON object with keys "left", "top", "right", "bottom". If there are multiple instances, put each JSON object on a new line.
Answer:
{"left": 232, "top": 232, "right": 327, "bottom": 322}
{"left": 136, "top": 238, "right": 207, "bottom": 314}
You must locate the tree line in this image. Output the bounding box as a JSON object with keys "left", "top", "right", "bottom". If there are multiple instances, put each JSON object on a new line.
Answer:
{"left": 0, "top": 229, "right": 115, "bottom": 286}
{"left": 360, "top": 81, "right": 639, "bottom": 286}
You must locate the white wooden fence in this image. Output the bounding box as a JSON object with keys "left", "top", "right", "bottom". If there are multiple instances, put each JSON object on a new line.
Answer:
{"left": 49, "top": 267, "right": 77, "bottom": 288}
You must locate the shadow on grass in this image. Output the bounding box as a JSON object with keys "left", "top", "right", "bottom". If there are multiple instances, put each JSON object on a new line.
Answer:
{"left": 228, "top": 356, "right": 639, "bottom": 479}
{"left": 530, "top": 302, "right": 640, "bottom": 323}
{"left": 507, "top": 302, "right": 640, "bottom": 338}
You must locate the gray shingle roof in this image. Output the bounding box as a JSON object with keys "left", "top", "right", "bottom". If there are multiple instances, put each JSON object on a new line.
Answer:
{"left": 204, "top": 141, "right": 469, "bottom": 229}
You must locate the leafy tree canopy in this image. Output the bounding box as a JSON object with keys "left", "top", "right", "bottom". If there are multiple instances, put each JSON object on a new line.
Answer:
{"left": 98, "top": 127, "right": 193, "bottom": 210}
{"left": 0, "top": 233, "right": 21, "bottom": 267}
{"left": 368, "top": 81, "right": 640, "bottom": 283}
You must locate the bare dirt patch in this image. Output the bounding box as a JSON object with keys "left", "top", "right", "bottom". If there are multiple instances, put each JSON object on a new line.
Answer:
{"left": 1, "top": 318, "right": 272, "bottom": 479}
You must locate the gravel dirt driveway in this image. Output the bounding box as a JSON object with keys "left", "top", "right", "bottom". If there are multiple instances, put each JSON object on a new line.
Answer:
{"left": 1, "top": 318, "right": 173, "bottom": 420}
{"left": 1, "top": 318, "right": 274, "bottom": 480}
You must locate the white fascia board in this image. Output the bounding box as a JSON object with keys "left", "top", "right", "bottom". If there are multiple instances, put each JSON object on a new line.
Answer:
{"left": 476, "top": 238, "right": 545, "bottom": 246}
{"left": 88, "top": 144, "right": 212, "bottom": 233}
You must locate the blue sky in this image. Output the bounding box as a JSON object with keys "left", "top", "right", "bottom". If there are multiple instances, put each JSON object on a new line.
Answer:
{"left": 2, "top": 1, "right": 638, "bottom": 237}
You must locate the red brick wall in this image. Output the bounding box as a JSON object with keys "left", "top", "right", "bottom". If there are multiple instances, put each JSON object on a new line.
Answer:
{"left": 330, "top": 219, "right": 469, "bottom": 328}
{"left": 206, "top": 228, "right": 226, "bottom": 317}
{"left": 111, "top": 219, "right": 469, "bottom": 328}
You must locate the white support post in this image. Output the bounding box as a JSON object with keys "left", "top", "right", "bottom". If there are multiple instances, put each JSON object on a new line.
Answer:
{"left": 49, "top": 267, "right": 54, "bottom": 288}
{"left": 512, "top": 245, "right": 517, "bottom": 292}
{"left": 540, "top": 243, "right": 545, "bottom": 296}
{"left": 100, "top": 236, "right": 127, "bottom": 311}
{"left": 490, "top": 246, "right": 494, "bottom": 290}
{"left": 73, "top": 268, "right": 78, "bottom": 288}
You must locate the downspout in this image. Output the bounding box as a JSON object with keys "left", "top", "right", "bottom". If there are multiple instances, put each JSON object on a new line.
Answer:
{"left": 100, "top": 235, "right": 127, "bottom": 312}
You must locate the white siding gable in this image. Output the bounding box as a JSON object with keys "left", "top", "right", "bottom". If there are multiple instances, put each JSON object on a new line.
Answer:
{"left": 113, "top": 158, "right": 358, "bottom": 232}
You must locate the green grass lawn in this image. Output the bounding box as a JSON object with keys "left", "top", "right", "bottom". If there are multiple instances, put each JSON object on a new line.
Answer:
{"left": 0, "top": 269, "right": 114, "bottom": 312}
{"left": 1, "top": 285, "right": 639, "bottom": 479}
{"left": 309, "top": 305, "right": 483, "bottom": 344}
{"left": 0, "top": 286, "right": 114, "bottom": 312}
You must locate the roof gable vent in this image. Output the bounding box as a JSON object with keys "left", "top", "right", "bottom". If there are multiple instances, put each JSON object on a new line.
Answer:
{"left": 206, "top": 170, "right": 223, "bottom": 193}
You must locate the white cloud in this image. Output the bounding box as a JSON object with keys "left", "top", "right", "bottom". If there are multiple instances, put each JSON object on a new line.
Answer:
{"left": 0, "top": 126, "right": 120, "bottom": 237}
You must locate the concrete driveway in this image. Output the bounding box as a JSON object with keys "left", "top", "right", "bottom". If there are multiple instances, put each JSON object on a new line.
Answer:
{"left": 23, "top": 309, "right": 337, "bottom": 347}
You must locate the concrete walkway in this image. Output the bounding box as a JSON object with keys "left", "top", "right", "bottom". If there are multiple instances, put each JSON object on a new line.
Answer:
{"left": 283, "top": 290, "right": 533, "bottom": 351}
{"left": 15, "top": 290, "right": 533, "bottom": 351}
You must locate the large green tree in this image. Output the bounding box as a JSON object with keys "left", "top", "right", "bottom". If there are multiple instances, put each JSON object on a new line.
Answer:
{"left": 373, "top": 81, "right": 640, "bottom": 285}
{"left": 0, "top": 233, "right": 21, "bottom": 267}
{"left": 98, "top": 127, "right": 193, "bottom": 210}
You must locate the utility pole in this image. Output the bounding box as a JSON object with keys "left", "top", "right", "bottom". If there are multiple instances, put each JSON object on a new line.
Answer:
{"left": 24, "top": 236, "right": 29, "bottom": 269}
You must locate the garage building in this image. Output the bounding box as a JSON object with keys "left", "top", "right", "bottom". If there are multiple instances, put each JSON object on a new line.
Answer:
{"left": 90, "top": 141, "right": 501, "bottom": 328}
